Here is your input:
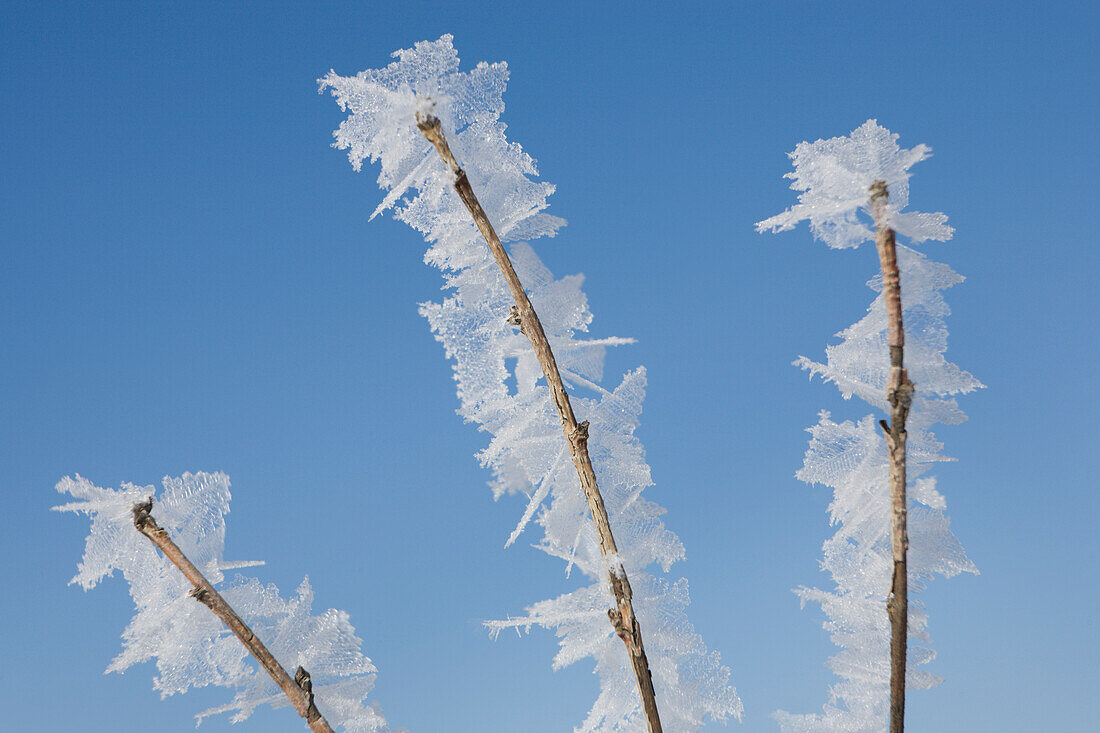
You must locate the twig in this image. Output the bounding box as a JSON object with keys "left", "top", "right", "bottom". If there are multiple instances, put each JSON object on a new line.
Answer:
{"left": 416, "top": 113, "right": 664, "bottom": 733}
{"left": 870, "top": 180, "right": 913, "bottom": 733}
{"left": 131, "top": 499, "right": 334, "bottom": 733}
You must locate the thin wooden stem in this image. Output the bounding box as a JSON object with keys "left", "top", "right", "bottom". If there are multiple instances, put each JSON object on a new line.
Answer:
{"left": 870, "top": 180, "right": 913, "bottom": 733}
{"left": 416, "top": 114, "right": 663, "bottom": 733}
{"left": 131, "top": 499, "right": 334, "bottom": 733}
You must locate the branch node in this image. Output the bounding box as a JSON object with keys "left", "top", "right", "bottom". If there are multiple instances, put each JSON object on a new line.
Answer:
{"left": 296, "top": 666, "right": 321, "bottom": 722}
{"left": 131, "top": 498, "right": 156, "bottom": 532}
{"left": 415, "top": 112, "right": 440, "bottom": 134}
{"left": 189, "top": 586, "right": 214, "bottom": 608}
{"left": 897, "top": 380, "right": 914, "bottom": 407}
{"left": 295, "top": 665, "right": 313, "bottom": 694}
{"left": 570, "top": 420, "right": 590, "bottom": 445}
{"left": 608, "top": 607, "right": 630, "bottom": 642}
{"left": 506, "top": 305, "right": 525, "bottom": 334}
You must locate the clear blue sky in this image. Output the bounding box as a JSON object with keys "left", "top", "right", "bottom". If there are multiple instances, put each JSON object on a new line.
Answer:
{"left": 2, "top": 2, "right": 1096, "bottom": 731}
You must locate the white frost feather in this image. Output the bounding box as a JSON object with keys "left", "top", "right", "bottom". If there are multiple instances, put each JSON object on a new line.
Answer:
{"left": 755, "top": 120, "right": 953, "bottom": 248}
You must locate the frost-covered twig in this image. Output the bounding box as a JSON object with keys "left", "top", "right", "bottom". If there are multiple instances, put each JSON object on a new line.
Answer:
{"left": 415, "top": 113, "right": 662, "bottom": 733}
{"left": 758, "top": 121, "right": 980, "bottom": 733}
{"left": 131, "top": 497, "right": 333, "bottom": 733}
{"left": 55, "top": 472, "right": 388, "bottom": 732}
{"left": 869, "top": 181, "right": 912, "bottom": 733}
{"left": 320, "top": 35, "right": 739, "bottom": 733}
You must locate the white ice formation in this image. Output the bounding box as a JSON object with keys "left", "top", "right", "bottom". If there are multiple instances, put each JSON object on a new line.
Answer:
{"left": 757, "top": 121, "right": 982, "bottom": 732}
{"left": 55, "top": 472, "right": 388, "bottom": 731}
{"left": 320, "top": 35, "right": 741, "bottom": 732}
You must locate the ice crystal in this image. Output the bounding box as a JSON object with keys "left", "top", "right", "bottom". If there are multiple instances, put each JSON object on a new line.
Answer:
{"left": 755, "top": 120, "right": 953, "bottom": 249}
{"left": 54, "top": 472, "right": 388, "bottom": 732}
{"left": 321, "top": 35, "right": 740, "bottom": 731}
{"left": 759, "top": 122, "right": 981, "bottom": 732}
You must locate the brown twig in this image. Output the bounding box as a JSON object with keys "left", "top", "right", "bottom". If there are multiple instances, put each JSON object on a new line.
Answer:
{"left": 416, "top": 113, "right": 663, "bottom": 733}
{"left": 870, "top": 180, "right": 913, "bottom": 733}
{"left": 131, "top": 499, "right": 334, "bottom": 733}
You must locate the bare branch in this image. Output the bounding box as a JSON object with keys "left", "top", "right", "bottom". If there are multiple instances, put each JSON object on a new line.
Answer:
{"left": 416, "top": 113, "right": 664, "bottom": 733}
{"left": 870, "top": 180, "right": 913, "bottom": 733}
{"left": 131, "top": 499, "right": 334, "bottom": 733}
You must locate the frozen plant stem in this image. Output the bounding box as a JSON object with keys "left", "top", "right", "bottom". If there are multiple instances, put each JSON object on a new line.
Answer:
{"left": 870, "top": 180, "right": 913, "bottom": 733}
{"left": 416, "top": 113, "right": 664, "bottom": 733}
{"left": 131, "top": 499, "right": 334, "bottom": 733}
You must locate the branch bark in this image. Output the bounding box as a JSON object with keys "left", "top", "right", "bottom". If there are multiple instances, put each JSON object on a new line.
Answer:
{"left": 132, "top": 499, "right": 334, "bottom": 733}
{"left": 416, "top": 113, "right": 664, "bottom": 733}
{"left": 870, "top": 180, "right": 913, "bottom": 733}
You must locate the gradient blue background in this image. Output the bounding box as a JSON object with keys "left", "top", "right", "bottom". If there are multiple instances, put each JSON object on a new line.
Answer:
{"left": 2, "top": 2, "right": 1096, "bottom": 731}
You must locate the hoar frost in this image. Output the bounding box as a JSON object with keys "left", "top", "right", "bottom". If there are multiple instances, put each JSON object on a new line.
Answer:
{"left": 55, "top": 472, "right": 389, "bottom": 732}
{"left": 320, "top": 35, "right": 741, "bottom": 731}
{"left": 757, "top": 121, "right": 981, "bottom": 732}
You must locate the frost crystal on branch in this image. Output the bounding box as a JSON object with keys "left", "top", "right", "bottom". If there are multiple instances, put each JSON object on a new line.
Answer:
{"left": 54, "top": 472, "right": 388, "bottom": 732}
{"left": 321, "top": 35, "right": 740, "bottom": 731}
{"left": 755, "top": 120, "right": 953, "bottom": 249}
{"left": 758, "top": 121, "right": 981, "bottom": 732}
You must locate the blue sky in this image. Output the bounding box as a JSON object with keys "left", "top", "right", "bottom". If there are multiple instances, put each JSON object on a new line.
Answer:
{"left": 2, "top": 1, "right": 1096, "bottom": 731}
